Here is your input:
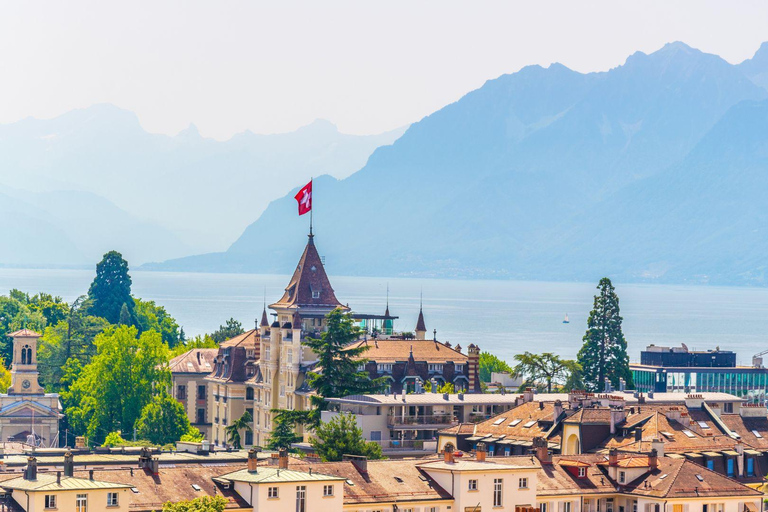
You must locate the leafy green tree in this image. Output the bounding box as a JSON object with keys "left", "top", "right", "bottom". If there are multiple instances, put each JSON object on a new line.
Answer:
{"left": 267, "top": 410, "right": 301, "bottom": 450}
{"left": 88, "top": 251, "right": 134, "bottom": 324}
{"left": 171, "top": 334, "right": 218, "bottom": 357}
{"left": 64, "top": 326, "right": 170, "bottom": 443}
{"left": 513, "top": 352, "right": 581, "bottom": 393}
{"left": 478, "top": 352, "right": 513, "bottom": 383}
{"left": 134, "top": 298, "right": 181, "bottom": 347}
{"left": 210, "top": 318, "right": 245, "bottom": 343}
{"left": 119, "top": 303, "right": 133, "bottom": 326}
{"left": 180, "top": 427, "right": 204, "bottom": 442}
{"left": 161, "top": 496, "right": 227, "bottom": 512}
{"left": 26, "top": 293, "right": 69, "bottom": 327}
{"left": 577, "top": 278, "right": 633, "bottom": 392}
{"left": 310, "top": 413, "right": 383, "bottom": 462}
{"left": 135, "top": 391, "right": 192, "bottom": 445}
{"left": 305, "top": 308, "right": 385, "bottom": 405}
{"left": 102, "top": 431, "right": 128, "bottom": 447}
{"left": 225, "top": 410, "right": 253, "bottom": 449}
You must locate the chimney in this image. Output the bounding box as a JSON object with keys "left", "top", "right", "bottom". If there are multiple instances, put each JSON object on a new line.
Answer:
{"left": 476, "top": 442, "right": 487, "bottom": 462}
{"left": 649, "top": 448, "right": 658, "bottom": 470}
{"left": 24, "top": 456, "right": 37, "bottom": 481}
{"left": 736, "top": 441, "right": 744, "bottom": 477}
{"left": 554, "top": 400, "right": 563, "bottom": 421}
{"left": 64, "top": 450, "right": 74, "bottom": 477}
{"left": 604, "top": 377, "right": 612, "bottom": 393}
{"left": 57, "top": 471, "right": 61, "bottom": 484}
{"left": 89, "top": 469, "right": 94, "bottom": 481}
{"left": 619, "top": 378, "right": 626, "bottom": 391}
{"left": 278, "top": 448, "right": 289, "bottom": 469}
{"left": 610, "top": 407, "right": 624, "bottom": 435}
{"left": 651, "top": 438, "right": 664, "bottom": 457}
{"left": 634, "top": 429, "right": 642, "bottom": 442}
{"left": 467, "top": 344, "right": 480, "bottom": 393}
{"left": 247, "top": 448, "right": 259, "bottom": 473}
{"left": 523, "top": 388, "right": 534, "bottom": 403}
{"left": 609, "top": 448, "right": 619, "bottom": 467}
{"left": 444, "top": 444, "right": 455, "bottom": 464}
{"left": 539, "top": 401, "right": 544, "bottom": 410}
{"left": 149, "top": 458, "right": 159, "bottom": 475}
{"left": 343, "top": 454, "right": 369, "bottom": 474}
{"left": 533, "top": 437, "right": 551, "bottom": 464}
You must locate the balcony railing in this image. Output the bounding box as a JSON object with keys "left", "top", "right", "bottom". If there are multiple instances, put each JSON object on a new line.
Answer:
{"left": 387, "top": 414, "right": 457, "bottom": 427}
{"left": 369, "top": 439, "right": 438, "bottom": 451}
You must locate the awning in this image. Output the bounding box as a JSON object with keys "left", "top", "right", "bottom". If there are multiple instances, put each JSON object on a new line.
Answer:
{"left": 497, "top": 439, "right": 516, "bottom": 445}
{"left": 721, "top": 450, "right": 739, "bottom": 457}
{"left": 683, "top": 453, "right": 703, "bottom": 459}
{"left": 666, "top": 454, "right": 685, "bottom": 459}
{"left": 744, "top": 449, "right": 762, "bottom": 456}
{"left": 467, "top": 436, "right": 489, "bottom": 441}
{"left": 745, "top": 503, "right": 758, "bottom": 512}
{"left": 703, "top": 452, "right": 723, "bottom": 458}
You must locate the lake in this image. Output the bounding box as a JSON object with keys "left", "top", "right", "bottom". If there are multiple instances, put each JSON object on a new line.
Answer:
{"left": 1, "top": 268, "right": 767, "bottom": 365}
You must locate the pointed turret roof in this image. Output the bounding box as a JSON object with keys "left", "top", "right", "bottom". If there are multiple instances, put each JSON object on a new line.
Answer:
{"left": 415, "top": 307, "right": 426, "bottom": 333}
{"left": 260, "top": 308, "right": 269, "bottom": 327}
{"left": 270, "top": 234, "right": 347, "bottom": 311}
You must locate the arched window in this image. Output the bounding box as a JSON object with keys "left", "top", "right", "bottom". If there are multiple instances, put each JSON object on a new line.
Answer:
{"left": 26, "top": 347, "right": 32, "bottom": 364}
{"left": 21, "top": 345, "right": 31, "bottom": 365}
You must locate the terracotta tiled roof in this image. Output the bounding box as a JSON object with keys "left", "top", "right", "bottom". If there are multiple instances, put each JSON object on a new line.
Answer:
{"left": 288, "top": 459, "right": 453, "bottom": 505}
{"left": 6, "top": 329, "right": 41, "bottom": 338}
{"left": 597, "top": 455, "right": 651, "bottom": 468}
{"left": 168, "top": 349, "right": 217, "bottom": 374}
{"left": 455, "top": 401, "right": 561, "bottom": 444}
{"left": 344, "top": 339, "right": 468, "bottom": 364}
{"left": 720, "top": 414, "right": 768, "bottom": 450}
{"left": 565, "top": 408, "right": 611, "bottom": 424}
{"left": 538, "top": 455, "right": 762, "bottom": 499}
{"left": 220, "top": 329, "right": 259, "bottom": 349}
{"left": 270, "top": 235, "right": 346, "bottom": 310}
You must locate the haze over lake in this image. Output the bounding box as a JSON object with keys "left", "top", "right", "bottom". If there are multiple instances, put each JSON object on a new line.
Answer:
{"left": 1, "top": 268, "right": 766, "bottom": 366}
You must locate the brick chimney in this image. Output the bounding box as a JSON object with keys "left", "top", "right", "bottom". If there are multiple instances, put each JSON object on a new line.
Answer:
{"left": 343, "top": 454, "right": 368, "bottom": 474}
{"left": 278, "top": 448, "right": 289, "bottom": 469}
{"left": 523, "top": 388, "right": 534, "bottom": 403}
{"left": 649, "top": 448, "right": 658, "bottom": 470}
{"left": 444, "top": 444, "right": 455, "bottom": 463}
{"left": 651, "top": 437, "right": 665, "bottom": 457}
{"left": 467, "top": 344, "right": 480, "bottom": 393}
{"left": 476, "top": 442, "right": 487, "bottom": 462}
{"left": 533, "top": 437, "right": 551, "bottom": 464}
{"left": 609, "top": 448, "right": 619, "bottom": 467}
{"left": 554, "top": 400, "right": 563, "bottom": 421}
{"left": 247, "top": 448, "right": 259, "bottom": 473}
{"left": 64, "top": 450, "right": 74, "bottom": 477}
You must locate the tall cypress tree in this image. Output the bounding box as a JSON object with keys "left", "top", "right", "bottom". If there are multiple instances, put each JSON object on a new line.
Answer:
{"left": 577, "top": 278, "right": 633, "bottom": 392}
{"left": 88, "top": 251, "right": 134, "bottom": 324}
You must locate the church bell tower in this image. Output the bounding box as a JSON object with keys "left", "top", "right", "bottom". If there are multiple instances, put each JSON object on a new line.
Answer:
{"left": 8, "top": 329, "right": 44, "bottom": 395}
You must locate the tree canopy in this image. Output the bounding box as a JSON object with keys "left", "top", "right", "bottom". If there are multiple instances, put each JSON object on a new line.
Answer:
{"left": 161, "top": 496, "right": 228, "bottom": 512}
{"left": 134, "top": 298, "right": 182, "bottom": 347}
{"left": 63, "top": 325, "right": 170, "bottom": 444}
{"left": 210, "top": 318, "right": 245, "bottom": 344}
{"left": 135, "top": 391, "right": 193, "bottom": 446}
{"left": 478, "top": 352, "right": 513, "bottom": 383}
{"left": 88, "top": 251, "right": 134, "bottom": 324}
{"left": 311, "top": 413, "right": 383, "bottom": 462}
{"left": 577, "top": 277, "right": 633, "bottom": 392}
{"left": 267, "top": 410, "right": 302, "bottom": 450}
{"left": 513, "top": 352, "right": 581, "bottom": 393}
{"left": 225, "top": 410, "right": 253, "bottom": 449}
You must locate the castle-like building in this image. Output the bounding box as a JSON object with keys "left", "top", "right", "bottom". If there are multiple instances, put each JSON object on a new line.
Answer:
{"left": 170, "top": 233, "right": 479, "bottom": 447}
{"left": 0, "top": 329, "right": 62, "bottom": 446}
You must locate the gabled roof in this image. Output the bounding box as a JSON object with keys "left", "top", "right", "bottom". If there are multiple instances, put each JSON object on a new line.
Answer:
{"left": 0, "top": 473, "right": 131, "bottom": 491}
{"left": 217, "top": 466, "right": 344, "bottom": 484}
{"left": 270, "top": 235, "right": 346, "bottom": 311}
{"left": 344, "top": 339, "right": 468, "bottom": 364}
{"left": 168, "top": 349, "right": 217, "bottom": 374}
{"left": 0, "top": 400, "right": 60, "bottom": 418}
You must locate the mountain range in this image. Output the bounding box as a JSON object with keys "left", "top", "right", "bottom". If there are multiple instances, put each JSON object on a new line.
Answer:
{"left": 149, "top": 42, "right": 768, "bottom": 286}
{"left": 0, "top": 107, "right": 406, "bottom": 266}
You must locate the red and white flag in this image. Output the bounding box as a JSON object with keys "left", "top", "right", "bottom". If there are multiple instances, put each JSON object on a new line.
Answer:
{"left": 294, "top": 180, "right": 312, "bottom": 216}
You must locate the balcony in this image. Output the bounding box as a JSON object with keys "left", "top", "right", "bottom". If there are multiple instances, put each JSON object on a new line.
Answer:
{"left": 371, "top": 439, "right": 438, "bottom": 452}
{"left": 387, "top": 414, "right": 458, "bottom": 429}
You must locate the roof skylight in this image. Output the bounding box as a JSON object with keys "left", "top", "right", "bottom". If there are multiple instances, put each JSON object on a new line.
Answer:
{"left": 523, "top": 420, "right": 536, "bottom": 428}
{"left": 696, "top": 475, "right": 704, "bottom": 482}
{"left": 753, "top": 430, "right": 763, "bottom": 439}
{"left": 682, "top": 430, "right": 696, "bottom": 438}
{"left": 698, "top": 421, "right": 710, "bottom": 429}
{"left": 509, "top": 419, "right": 522, "bottom": 427}
{"left": 493, "top": 418, "right": 506, "bottom": 426}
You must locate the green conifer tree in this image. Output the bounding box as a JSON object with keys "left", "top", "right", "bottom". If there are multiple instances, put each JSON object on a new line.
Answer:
{"left": 577, "top": 278, "right": 633, "bottom": 392}
{"left": 88, "top": 251, "right": 134, "bottom": 324}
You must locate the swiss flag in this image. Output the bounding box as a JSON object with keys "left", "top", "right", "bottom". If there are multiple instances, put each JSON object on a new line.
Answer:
{"left": 294, "top": 180, "right": 312, "bottom": 216}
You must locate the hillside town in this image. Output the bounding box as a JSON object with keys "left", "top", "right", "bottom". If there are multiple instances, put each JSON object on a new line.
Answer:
{"left": 0, "top": 233, "right": 765, "bottom": 512}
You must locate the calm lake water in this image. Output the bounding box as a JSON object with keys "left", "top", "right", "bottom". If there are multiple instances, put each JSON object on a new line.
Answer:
{"left": 1, "top": 268, "right": 767, "bottom": 365}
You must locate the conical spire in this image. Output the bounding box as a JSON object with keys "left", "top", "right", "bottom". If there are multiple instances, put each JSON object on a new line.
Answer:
{"left": 260, "top": 307, "right": 269, "bottom": 328}
{"left": 415, "top": 293, "right": 427, "bottom": 340}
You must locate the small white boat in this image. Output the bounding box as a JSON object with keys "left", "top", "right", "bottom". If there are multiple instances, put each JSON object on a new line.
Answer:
{"left": 563, "top": 313, "right": 569, "bottom": 324}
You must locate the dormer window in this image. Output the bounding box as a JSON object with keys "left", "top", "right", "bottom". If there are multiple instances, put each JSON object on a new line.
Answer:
{"left": 578, "top": 467, "right": 586, "bottom": 477}
{"left": 312, "top": 291, "right": 320, "bottom": 299}
{"left": 619, "top": 471, "right": 626, "bottom": 483}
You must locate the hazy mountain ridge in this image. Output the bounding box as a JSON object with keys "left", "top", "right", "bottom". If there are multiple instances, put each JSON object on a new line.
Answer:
{"left": 149, "top": 41, "right": 768, "bottom": 285}
{"left": 0, "top": 105, "right": 407, "bottom": 262}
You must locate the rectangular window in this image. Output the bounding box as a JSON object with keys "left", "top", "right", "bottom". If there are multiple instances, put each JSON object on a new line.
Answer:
{"left": 541, "top": 503, "right": 548, "bottom": 512}
{"left": 468, "top": 479, "right": 478, "bottom": 490}
{"left": 519, "top": 477, "right": 528, "bottom": 489}
{"left": 564, "top": 502, "right": 572, "bottom": 512}
{"left": 197, "top": 408, "right": 205, "bottom": 424}
{"left": 45, "top": 495, "right": 57, "bottom": 509}
{"left": 619, "top": 471, "right": 626, "bottom": 483}
{"left": 578, "top": 467, "right": 586, "bottom": 477}
{"left": 312, "top": 291, "right": 320, "bottom": 299}
{"left": 747, "top": 457, "right": 755, "bottom": 476}
{"left": 323, "top": 484, "right": 334, "bottom": 496}
{"left": 724, "top": 403, "right": 733, "bottom": 413}
{"left": 493, "top": 478, "right": 503, "bottom": 506}
{"left": 287, "top": 349, "right": 293, "bottom": 364}
{"left": 76, "top": 494, "right": 87, "bottom": 512}
{"left": 673, "top": 506, "right": 683, "bottom": 512}
{"left": 197, "top": 385, "right": 206, "bottom": 399}
{"left": 706, "top": 459, "right": 714, "bottom": 470}
{"left": 296, "top": 485, "right": 306, "bottom": 512}
{"left": 727, "top": 458, "right": 734, "bottom": 476}
{"left": 177, "top": 385, "right": 186, "bottom": 400}
{"left": 268, "top": 487, "right": 279, "bottom": 498}
{"left": 265, "top": 346, "right": 271, "bottom": 361}
{"left": 107, "top": 492, "right": 118, "bottom": 506}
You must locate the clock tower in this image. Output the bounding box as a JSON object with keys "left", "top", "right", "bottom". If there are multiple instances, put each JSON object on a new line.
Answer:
{"left": 8, "top": 329, "right": 44, "bottom": 395}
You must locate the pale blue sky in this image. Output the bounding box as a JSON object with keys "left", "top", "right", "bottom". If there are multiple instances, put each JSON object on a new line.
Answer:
{"left": 1, "top": 0, "right": 766, "bottom": 139}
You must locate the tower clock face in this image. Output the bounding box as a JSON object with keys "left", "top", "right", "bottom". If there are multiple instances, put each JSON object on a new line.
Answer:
{"left": 21, "top": 379, "right": 30, "bottom": 389}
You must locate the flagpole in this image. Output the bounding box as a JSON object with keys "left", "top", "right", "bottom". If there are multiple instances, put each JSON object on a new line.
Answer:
{"left": 309, "top": 178, "right": 314, "bottom": 236}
